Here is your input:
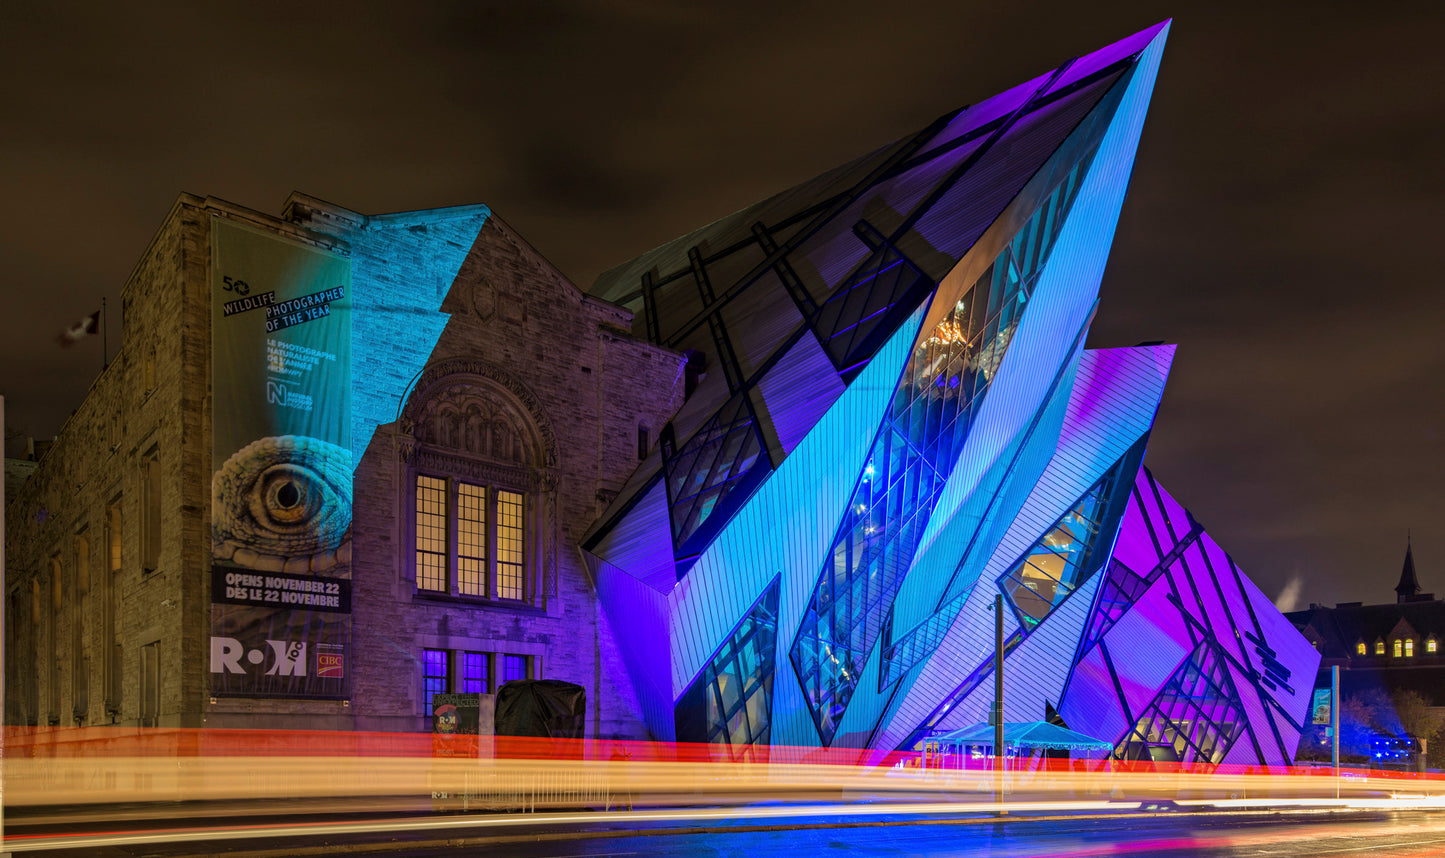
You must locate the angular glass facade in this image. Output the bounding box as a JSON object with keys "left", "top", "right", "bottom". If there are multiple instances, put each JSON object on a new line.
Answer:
{"left": 789, "top": 142, "right": 1099, "bottom": 744}
{"left": 1115, "top": 638, "right": 1245, "bottom": 764}
{"left": 589, "top": 22, "right": 1317, "bottom": 768}
{"left": 675, "top": 577, "right": 781, "bottom": 759}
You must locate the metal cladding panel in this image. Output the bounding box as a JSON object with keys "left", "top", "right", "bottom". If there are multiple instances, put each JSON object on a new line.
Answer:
{"left": 910, "top": 71, "right": 1124, "bottom": 270}
{"left": 913, "top": 78, "right": 1049, "bottom": 163}
{"left": 1229, "top": 542, "right": 1320, "bottom": 723}
{"left": 1098, "top": 576, "right": 1192, "bottom": 720}
{"left": 1045, "top": 20, "right": 1169, "bottom": 97}
{"left": 667, "top": 307, "right": 923, "bottom": 700}
{"left": 936, "top": 572, "right": 1103, "bottom": 733}
{"left": 755, "top": 330, "right": 847, "bottom": 457}
{"left": 1222, "top": 658, "right": 1285, "bottom": 766}
{"left": 1175, "top": 541, "right": 1248, "bottom": 665}
{"left": 1110, "top": 500, "right": 1158, "bottom": 574}
{"left": 719, "top": 271, "right": 808, "bottom": 381}
{"left": 1059, "top": 643, "right": 1131, "bottom": 744}
{"left": 589, "top": 479, "right": 677, "bottom": 592}
{"left": 594, "top": 554, "right": 675, "bottom": 741}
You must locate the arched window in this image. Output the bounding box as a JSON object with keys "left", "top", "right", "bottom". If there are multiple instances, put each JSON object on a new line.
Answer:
{"left": 1405, "top": 639, "right": 1415, "bottom": 657}
{"left": 403, "top": 369, "right": 554, "bottom": 606}
{"left": 1355, "top": 641, "right": 1367, "bottom": 656}
{"left": 1429, "top": 638, "right": 1438, "bottom": 654}
{"left": 1375, "top": 640, "right": 1385, "bottom": 656}
{"left": 1393, "top": 639, "right": 1403, "bottom": 658}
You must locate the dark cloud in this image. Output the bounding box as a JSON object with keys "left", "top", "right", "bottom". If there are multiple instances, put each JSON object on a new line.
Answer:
{"left": 2, "top": 1, "right": 1442, "bottom": 607}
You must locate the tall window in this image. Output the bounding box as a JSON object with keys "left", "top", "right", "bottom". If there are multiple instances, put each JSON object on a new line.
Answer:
{"left": 1355, "top": 642, "right": 1366, "bottom": 656}
{"left": 48, "top": 558, "right": 61, "bottom": 722}
{"left": 501, "top": 654, "right": 530, "bottom": 685}
{"left": 104, "top": 500, "right": 122, "bottom": 713}
{"left": 1429, "top": 638, "right": 1438, "bottom": 654}
{"left": 142, "top": 449, "right": 161, "bottom": 572}
{"left": 72, "top": 532, "right": 89, "bottom": 722}
{"left": 1405, "top": 639, "right": 1415, "bottom": 657}
{"left": 421, "top": 649, "right": 500, "bottom": 716}
{"left": 414, "top": 475, "right": 528, "bottom": 601}
{"left": 140, "top": 641, "right": 160, "bottom": 727}
{"left": 1375, "top": 640, "right": 1385, "bottom": 656}
{"left": 421, "top": 649, "right": 449, "bottom": 717}
{"left": 1393, "top": 639, "right": 1403, "bottom": 658}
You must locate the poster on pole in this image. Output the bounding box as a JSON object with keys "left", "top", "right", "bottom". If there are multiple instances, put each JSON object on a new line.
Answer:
{"left": 1311, "top": 687, "right": 1332, "bottom": 726}
{"left": 209, "top": 217, "right": 352, "bottom": 699}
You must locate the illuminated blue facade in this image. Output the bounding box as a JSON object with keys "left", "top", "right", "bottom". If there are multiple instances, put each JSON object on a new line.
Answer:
{"left": 584, "top": 22, "right": 1318, "bottom": 765}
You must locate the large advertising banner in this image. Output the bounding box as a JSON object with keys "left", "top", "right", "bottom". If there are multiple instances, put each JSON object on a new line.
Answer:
{"left": 209, "top": 217, "right": 352, "bottom": 699}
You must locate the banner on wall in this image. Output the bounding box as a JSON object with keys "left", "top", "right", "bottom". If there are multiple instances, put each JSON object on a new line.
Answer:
{"left": 209, "top": 217, "right": 353, "bottom": 699}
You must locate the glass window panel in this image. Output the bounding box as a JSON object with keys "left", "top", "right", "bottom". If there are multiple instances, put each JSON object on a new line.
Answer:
{"left": 496, "top": 490, "right": 525, "bottom": 600}
{"left": 415, "top": 475, "right": 448, "bottom": 592}
{"left": 457, "top": 482, "right": 487, "bottom": 596}
{"left": 501, "top": 654, "right": 528, "bottom": 684}
{"left": 422, "top": 649, "right": 449, "bottom": 717}
{"left": 460, "top": 651, "right": 489, "bottom": 693}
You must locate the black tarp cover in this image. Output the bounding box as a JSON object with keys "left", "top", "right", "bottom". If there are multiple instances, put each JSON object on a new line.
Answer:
{"left": 494, "top": 679, "right": 586, "bottom": 739}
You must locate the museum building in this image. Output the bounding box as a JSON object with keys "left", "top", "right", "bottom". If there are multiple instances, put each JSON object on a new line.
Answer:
{"left": 583, "top": 21, "right": 1317, "bottom": 765}
{"left": 7, "top": 21, "right": 1319, "bottom": 765}
{"left": 4, "top": 191, "right": 681, "bottom": 735}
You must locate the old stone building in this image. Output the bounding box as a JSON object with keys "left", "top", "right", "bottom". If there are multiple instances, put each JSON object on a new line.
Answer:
{"left": 4, "top": 191, "right": 682, "bottom": 737}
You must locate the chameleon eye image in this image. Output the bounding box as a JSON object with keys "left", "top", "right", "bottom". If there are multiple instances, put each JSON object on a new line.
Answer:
{"left": 212, "top": 435, "right": 352, "bottom": 573}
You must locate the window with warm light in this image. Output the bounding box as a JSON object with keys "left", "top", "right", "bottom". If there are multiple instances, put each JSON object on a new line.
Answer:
{"left": 414, "top": 474, "right": 528, "bottom": 602}
{"left": 1429, "top": 638, "right": 1438, "bottom": 654}
{"left": 1356, "top": 642, "right": 1367, "bottom": 656}
{"left": 1375, "top": 640, "right": 1385, "bottom": 655}
{"left": 1393, "top": 639, "right": 1403, "bottom": 658}
{"left": 1405, "top": 639, "right": 1415, "bottom": 657}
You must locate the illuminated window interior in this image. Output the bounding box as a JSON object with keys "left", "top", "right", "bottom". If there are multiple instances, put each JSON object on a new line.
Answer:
{"left": 496, "top": 490, "right": 525, "bottom": 600}
{"left": 421, "top": 649, "right": 449, "bottom": 717}
{"left": 1393, "top": 639, "right": 1403, "bottom": 658}
{"left": 414, "top": 475, "right": 528, "bottom": 602}
{"left": 1429, "top": 638, "right": 1438, "bottom": 654}
{"left": 1355, "top": 642, "right": 1366, "bottom": 656}
{"left": 1375, "top": 640, "right": 1385, "bottom": 656}
{"left": 415, "top": 476, "right": 447, "bottom": 592}
{"left": 1405, "top": 639, "right": 1415, "bottom": 657}
{"left": 457, "top": 483, "right": 487, "bottom": 596}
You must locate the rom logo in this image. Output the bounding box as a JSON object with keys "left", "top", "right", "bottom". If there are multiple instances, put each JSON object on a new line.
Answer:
{"left": 210, "top": 637, "right": 307, "bottom": 676}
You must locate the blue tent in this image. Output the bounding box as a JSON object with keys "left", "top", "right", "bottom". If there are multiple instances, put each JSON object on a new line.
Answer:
{"left": 935, "top": 721, "right": 1112, "bottom": 753}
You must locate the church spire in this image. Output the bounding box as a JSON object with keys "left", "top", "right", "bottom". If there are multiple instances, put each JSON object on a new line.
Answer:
{"left": 1396, "top": 533, "right": 1420, "bottom": 603}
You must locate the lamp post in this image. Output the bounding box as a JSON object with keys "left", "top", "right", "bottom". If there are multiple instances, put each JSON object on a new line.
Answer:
{"left": 994, "top": 594, "right": 1004, "bottom": 806}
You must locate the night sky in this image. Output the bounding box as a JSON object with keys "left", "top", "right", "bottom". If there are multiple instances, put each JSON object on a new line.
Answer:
{"left": 2, "top": 2, "right": 1440, "bottom": 608}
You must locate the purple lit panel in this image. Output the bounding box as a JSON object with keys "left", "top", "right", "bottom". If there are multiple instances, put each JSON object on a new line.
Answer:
{"left": 1099, "top": 578, "right": 1191, "bottom": 720}
{"left": 1059, "top": 643, "right": 1130, "bottom": 744}
{"left": 755, "top": 328, "right": 846, "bottom": 457}
{"left": 589, "top": 480, "right": 678, "bottom": 593}
{"left": 1177, "top": 541, "right": 1248, "bottom": 665}
{"left": 1042, "top": 21, "right": 1169, "bottom": 99}
{"left": 1109, "top": 491, "right": 1159, "bottom": 574}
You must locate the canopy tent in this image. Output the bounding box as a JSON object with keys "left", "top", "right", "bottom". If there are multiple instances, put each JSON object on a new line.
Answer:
{"left": 934, "top": 721, "right": 1113, "bottom": 753}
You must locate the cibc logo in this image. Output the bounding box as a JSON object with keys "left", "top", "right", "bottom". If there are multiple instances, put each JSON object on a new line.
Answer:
{"left": 211, "top": 637, "right": 306, "bottom": 676}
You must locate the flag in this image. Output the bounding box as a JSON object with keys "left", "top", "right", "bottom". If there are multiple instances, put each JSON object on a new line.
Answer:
{"left": 57, "top": 309, "right": 101, "bottom": 347}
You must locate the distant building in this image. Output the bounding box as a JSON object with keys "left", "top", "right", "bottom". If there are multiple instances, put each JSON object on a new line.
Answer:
{"left": 4, "top": 191, "right": 681, "bottom": 735}
{"left": 1287, "top": 542, "right": 1445, "bottom": 706}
